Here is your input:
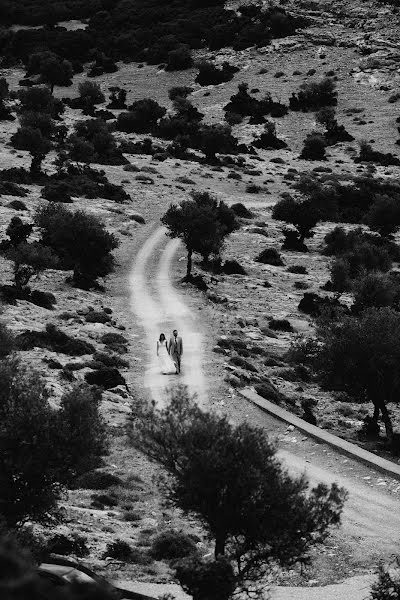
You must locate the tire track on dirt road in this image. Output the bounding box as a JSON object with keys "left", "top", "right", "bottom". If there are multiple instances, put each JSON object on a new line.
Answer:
{"left": 130, "top": 226, "right": 206, "bottom": 406}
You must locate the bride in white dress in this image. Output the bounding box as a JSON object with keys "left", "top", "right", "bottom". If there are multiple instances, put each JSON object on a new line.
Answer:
{"left": 157, "top": 333, "right": 177, "bottom": 374}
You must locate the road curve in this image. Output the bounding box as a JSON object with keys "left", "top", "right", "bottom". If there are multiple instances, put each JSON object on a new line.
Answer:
{"left": 129, "top": 227, "right": 400, "bottom": 600}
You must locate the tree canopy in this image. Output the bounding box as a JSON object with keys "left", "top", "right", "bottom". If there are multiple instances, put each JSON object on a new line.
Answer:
{"left": 131, "top": 385, "right": 346, "bottom": 595}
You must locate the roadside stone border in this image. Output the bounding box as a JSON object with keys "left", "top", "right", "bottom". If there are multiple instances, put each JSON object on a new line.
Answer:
{"left": 240, "top": 387, "right": 400, "bottom": 481}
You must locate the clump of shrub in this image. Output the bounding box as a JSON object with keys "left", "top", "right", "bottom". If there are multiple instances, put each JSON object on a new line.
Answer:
{"left": 195, "top": 61, "right": 238, "bottom": 86}
{"left": 230, "top": 203, "right": 252, "bottom": 218}
{"left": 269, "top": 319, "right": 294, "bottom": 332}
{"left": 150, "top": 530, "right": 198, "bottom": 562}
{"left": 16, "top": 323, "right": 95, "bottom": 355}
{"left": 222, "top": 259, "right": 247, "bottom": 275}
{"left": 289, "top": 78, "right": 337, "bottom": 111}
{"left": 256, "top": 248, "right": 284, "bottom": 266}
{"left": 287, "top": 265, "right": 307, "bottom": 274}
{"left": 46, "top": 533, "right": 89, "bottom": 558}
{"left": 224, "top": 82, "right": 288, "bottom": 120}
{"left": 300, "top": 132, "right": 327, "bottom": 160}
{"left": 72, "top": 470, "right": 122, "bottom": 490}
{"left": 85, "top": 367, "right": 126, "bottom": 389}
{"left": 355, "top": 140, "right": 400, "bottom": 167}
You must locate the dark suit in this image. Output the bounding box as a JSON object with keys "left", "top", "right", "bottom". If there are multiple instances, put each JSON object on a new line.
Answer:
{"left": 169, "top": 336, "right": 183, "bottom": 373}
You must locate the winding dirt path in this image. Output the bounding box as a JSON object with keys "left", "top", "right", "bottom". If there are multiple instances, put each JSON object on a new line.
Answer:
{"left": 130, "top": 226, "right": 206, "bottom": 406}
{"left": 129, "top": 228, "right": 400, "bottom": 600}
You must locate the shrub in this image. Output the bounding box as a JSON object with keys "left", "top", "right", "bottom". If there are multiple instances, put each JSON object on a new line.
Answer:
{"left": 57, "top": 384, "right": 108, "bottom": 479}
{"left": 269, "top": 319, "right": 294, "bottom": 332}
{"left": 101, "top": 332, "right": 128, "bottom": 345}
{"left": 364, "top": 194, "right": 400, "bottom": 238}
{"left": 255, "top": 248, "right": 284, "bottom": 266}
{"left": 85, "top": 310, "right": 111, "bottom": 324}
{"left": 85, "top": 367, "right": 126, "bottom": 389}
{"left": 175, "top": 556, "right": 236, "bottom": 600}
{"left": 287, "top": 265, "right": 307, "bottom": 274}
{"left": 104, "top": 539, "right": 133, "bottom": 561}
{"left": 150, "top": 530, "right": 198, "bottom": 561}
{"left": 117, "top": 99, "right": 166, "bottom": 134}
{"left": 300, "top": 132, "right": 327, "bottom": 160}
{"left": 222, "top": 259, "right": 247, "bottom": 275}
{"left": 289, "top": 78, "right": 337, "bottom": 111}
{"left": 195, "top": 60, "right": 238, "bottom": 86}
{"left": 0, "top": 323, "right": 15, "bottom": 358}
{"left": 78, "top": 81, "right": 105, "bottom": 107}
{"left": 16, "top": 323, "right": 95, "bottom": 355}
{"left": 72, "top": 470, "right": 122, "bottom": 490}
{"left": 0, "top": 360, "right": 64, "bottom": 526}
{"left": 230, "top": 355, "right": 258, "bottom": 372}
{"left": 166, "top": 45, "right": 192, "bottom": 71}
{"left": 352, "top": 272, "right": 397, "bottom": 313}
{"left": 7, "top": 200, "right": 27, "bottom": 211}
{"left": 42, "top": 181, "right": 73, "bottom": 203}
{"left": 35, "top": 204, "right": 118, "bottom": 288}
{"left": 168, "top": 86, "right": 193, "bottom": 101}
{"left": 30, "top": 289, "right": 57, "bottom": 309}
{"left": 356, "top": 140, "right": 400, "bottom": 167}
{"left": 230, "top": 203, "right": 252, "bottom": 218}
{"left": 46, "top": 533, "right": 89, "bottom": 558}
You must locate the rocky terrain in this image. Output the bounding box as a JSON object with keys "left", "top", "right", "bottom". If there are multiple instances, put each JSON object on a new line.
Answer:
{"left": 1, "top": 0, "right": 400, "bottom": 592}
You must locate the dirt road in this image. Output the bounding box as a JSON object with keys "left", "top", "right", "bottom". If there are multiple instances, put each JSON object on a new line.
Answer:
{"left": 129, "top": 228, "right": 400, "bottom": 600}
{"left": 130, "top": 226, "right": 206, "bottom": 407}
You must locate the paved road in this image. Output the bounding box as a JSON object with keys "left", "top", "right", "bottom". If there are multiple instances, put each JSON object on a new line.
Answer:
{"left": 129, "top": 228, "right": 400, "bottom": 600}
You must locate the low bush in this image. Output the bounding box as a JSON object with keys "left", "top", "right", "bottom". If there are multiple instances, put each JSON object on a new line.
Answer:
{"left": 92, "top": 351, "right": 129, "bottom": 369}
{"left": 104, "top": 539, "right": 133, "bottom": 561}
{"left": 195, "top": 61, "right": 238, "bottom": 86}
{"left": 150, "top": 530, "right": 198, "bottom": 561}
{"left": 269, "top": 319, "right": 294, "bottom": 332}
{"left": 289, "top": 78, "right": 337, "bottom": 111}
{"left": 42, "top": 181, "right": 73, "bottom": 203}
{"left": 85, "top": 311, "right": 112, "bottom": 324}
{"left": 230, "top": 355, "right": 258, "bottom": 372}
{"left": 101, "top": 332, "right": 128, "bottom": 345}
{"left": 300, "top": 132, "right": 327, "bottom": 160}
{"left": 256, "top": 248, "right": 284, "bottom": 266}
{"left": 287, "top": 265, "right": 307, "bottom": 274}
{"left": 298, "top": 292, "right": 348, "bottom": 319}
{"left": 7, "top": 199, "right": 27, "bottom": 211}
{"left": 230, "top": 202, "right": 252, "bottom": 218}
{"left": 254, "top": 379, "right": 284, "bottom": 404}
{"left": 72, "top": 470, "right": 123, "bottom": 490}
{"left": 46, "top": 533, "right": 89, "bottom": 558}
{"left": 85, "top": 367, "right": 126, "bottom": 389}
{"left": 16, "top": 323, "right": 95, "bottom": 356}
{"left": 222, "top": 259, "right": 247, "bottom": 275}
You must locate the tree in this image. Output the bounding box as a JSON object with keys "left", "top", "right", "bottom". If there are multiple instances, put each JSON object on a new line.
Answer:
{"left": 35, "top": 204, "right": 118, "bottom": 288}
{"left": 199, "top": 124, "right": 237, "bottom": 160}
{"left": 11, "top": 126, "right": 52, "bottom": 176}
{"left": 166, "top": 44, "right": 193, "bottom": 71}
{"left": 117, "top": 99, "right": 166, "bottom": 134}
{"left": 161, "top": 192, "right": 239, "bottom": 278}
{"left": 131, "top": 386, "right": 346, "bottom": 595}
{"left": 78, "top": 81, "right": 105, "bottom": 112}
{"left": 5, "top": 216, "right": 32, "bottom": 248}
{"left": 56, "top": 384, "right": 108, "bottom": 480}
{"left": 5, "top": 242, "right": 58, "bottom": 293}
{"left": 0, "top": 359, "right": 62, "bottom": 526}
{"left": 18, "top": 86, "right": 64, "bottom": 118}
{"left": 272, "top": 196, "right": 319, "bottom": 251}
{"left": 317, "top": 307, "right": 400, "bottom": 442}
{"left": 0, "top": 322, "right": 15, "bottom": 359}
{"left": 364, "top": 194, "right": 400, "bottom": 238}
{"left": 28, "top": 51, "right": 73, "bottom": 93}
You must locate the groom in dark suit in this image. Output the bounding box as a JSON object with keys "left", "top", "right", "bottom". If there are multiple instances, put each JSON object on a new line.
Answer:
{"left": 168, "top": 329, "right": 183, "bottom": 374}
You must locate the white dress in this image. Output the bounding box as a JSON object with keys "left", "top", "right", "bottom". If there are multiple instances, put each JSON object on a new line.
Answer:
{"left": 157, "top": 340, "right": 177, "bottom": 374}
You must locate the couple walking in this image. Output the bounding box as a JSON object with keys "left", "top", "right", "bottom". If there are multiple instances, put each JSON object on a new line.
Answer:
{"left": 157, "top": 329, "right": 183, "bottom": 375}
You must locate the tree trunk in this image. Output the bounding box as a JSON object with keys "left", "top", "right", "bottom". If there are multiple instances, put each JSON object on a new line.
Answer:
{"left": 30, "top": 154, "right": 42, "bottom": 177}
{"left": 186, "top": 248, "right": 193, "bottom": 279}
{"left": 215, "top": 536, "right": 226, "bottom": 558}
{"left": 380, "top": 402, "right": 394, "bottom": 442}
{"left": 372, "top": 403, "right": 380, "bottom": 424}
{"left": 50, "top": 82, "right": 54, "bottom": 94}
